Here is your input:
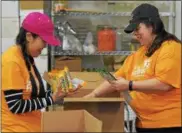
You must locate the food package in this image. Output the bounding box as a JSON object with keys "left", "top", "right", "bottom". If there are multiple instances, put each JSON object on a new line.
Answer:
{"left": 44, "top": 67, "right": 86, "bottom": 93}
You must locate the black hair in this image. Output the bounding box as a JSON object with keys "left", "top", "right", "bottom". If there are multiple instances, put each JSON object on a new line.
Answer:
{"left": 16, "top": 27, "right": 46, "bottom": 98}
{"left": 140, "top": 18, "right": 181, "bottom": 57}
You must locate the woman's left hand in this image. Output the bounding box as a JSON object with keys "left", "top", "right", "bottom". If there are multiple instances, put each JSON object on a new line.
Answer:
{"left": 110, "top": 77, "right": 129, "bottom": 91}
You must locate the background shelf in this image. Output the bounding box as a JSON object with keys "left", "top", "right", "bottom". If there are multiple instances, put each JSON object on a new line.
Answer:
{"left": 44, "top": 0, "right": 176, "bottom": 73}
{"left": 52, "top": 51, "right": 134, "bottom": 56}
{"left": 53, "top": 10, "right": 175, "bottom": 17}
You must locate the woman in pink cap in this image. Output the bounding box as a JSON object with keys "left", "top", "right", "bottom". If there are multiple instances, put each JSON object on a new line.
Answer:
{"left": 2, "top": 12, "right": 64, "bottom": 132}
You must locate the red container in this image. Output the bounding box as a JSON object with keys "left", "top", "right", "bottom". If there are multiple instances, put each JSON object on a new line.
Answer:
{"left": 98, "top": 26, "right": 116, "bottom": 51}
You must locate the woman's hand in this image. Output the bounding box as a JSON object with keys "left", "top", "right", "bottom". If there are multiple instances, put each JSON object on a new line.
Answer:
{"left": 110, "top": 77, "right": 129, "bottom": 91}
{"left": 52, "top": 90, "right": 67, "bottom": 105}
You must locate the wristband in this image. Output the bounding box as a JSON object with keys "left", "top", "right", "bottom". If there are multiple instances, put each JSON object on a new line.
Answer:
{"left": 129, "top": 80, "right": 133, "bottom": 91}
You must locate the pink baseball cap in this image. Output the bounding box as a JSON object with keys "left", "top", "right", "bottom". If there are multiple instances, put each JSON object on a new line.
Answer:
{"left": 22, "top": 12, "right": 61, "bottom": 46}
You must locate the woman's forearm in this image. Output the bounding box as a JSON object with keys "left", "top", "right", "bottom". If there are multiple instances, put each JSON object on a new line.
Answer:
{"left": 92, "top": 81, "right": 115, "bottom": 97}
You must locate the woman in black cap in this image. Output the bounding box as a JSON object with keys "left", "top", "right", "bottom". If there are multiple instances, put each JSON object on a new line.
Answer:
{"left": 84, "top": 3, "right": 181, "bottom": 133}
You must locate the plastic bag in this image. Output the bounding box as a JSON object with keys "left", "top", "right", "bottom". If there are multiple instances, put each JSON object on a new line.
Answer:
{"left": 83, "top": 32, "right": 96, "bottom": 54}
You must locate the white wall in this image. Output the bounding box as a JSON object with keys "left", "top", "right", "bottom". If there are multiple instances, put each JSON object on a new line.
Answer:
{"left": 175, "top": 1, "right": 181, "bottom": 40}
{"left": 2, "top": 1, "right": 19, "bottom": 53}
{"left": 1, "top": 1, "right": 48, "bottom": 90}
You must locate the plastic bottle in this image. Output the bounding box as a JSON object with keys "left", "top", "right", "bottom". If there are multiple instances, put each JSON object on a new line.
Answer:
{"left": 98, "top": 26, "right": 116, "bottom": 51}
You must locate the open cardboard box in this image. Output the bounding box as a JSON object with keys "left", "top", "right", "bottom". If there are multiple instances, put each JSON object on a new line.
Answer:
{"left": 41, "top": 110, "right": 102, "bottom": 132}
{"left": 43, "top": 72, "right": 124, "bottom": 132}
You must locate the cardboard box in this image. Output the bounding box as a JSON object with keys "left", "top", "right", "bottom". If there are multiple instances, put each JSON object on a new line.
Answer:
{"left": 43, "top": 71, "right": 124, "bottom": 132}
{"left": 20, "top": 0, "right": 43, "bottom": 10}
{"left": 63, "top": 89, "right": 124, "bottom": 132}
{"left": 55, "top": 56, "right": 82, "bottom": 72}
{"left": 60, "top": 72, "right": 124, "bottom": 132}
{"left": 41, "top": 110, "right": 102, "bottom": 132}
{"left": 70, "top": 72, "right": 104, "bottom": 89}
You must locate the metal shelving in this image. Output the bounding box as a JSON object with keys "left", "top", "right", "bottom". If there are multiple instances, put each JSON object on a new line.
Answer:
{"left": 53, "top": 10, "right": 175, "bottom": 17}
{"left": 44, "top": 1, "right": 176, "bottom": 73}
{"left": 52, "top": 51, "right": 135, "bottom": 56}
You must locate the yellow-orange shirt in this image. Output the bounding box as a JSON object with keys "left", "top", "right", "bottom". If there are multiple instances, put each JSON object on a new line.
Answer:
{"left": 115, "top": 40, "right": 181, "bottom": 128}
{"left": 2, "top": 45, "right": 41, "bottom": 132}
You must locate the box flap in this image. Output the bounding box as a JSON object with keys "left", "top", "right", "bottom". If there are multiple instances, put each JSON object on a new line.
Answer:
{"left": 65, "top": 88, "right": 122, "bottom": 98}
{"left": 55, "top": 57, "right": 82, "bottom": 72}
{"left": 41, "top": 110, "right": 85, "bottom": 132}
{"left": 83, "top": 110, "right": 102, "bottom": 132}
{"left": 70, "top": 72, "right": 104, "bottom": 89}
{"left": 70, "top": 72, "right": 103, "bottom": 81}
{"left": 55, "top": 56, "right": 80, "bottom": 61}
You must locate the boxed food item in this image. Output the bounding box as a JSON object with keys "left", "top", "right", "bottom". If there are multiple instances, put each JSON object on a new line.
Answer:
{"left": 41, "top": 110, "right": 102, "bottom": 132}
{"left": 43, "top": 67, "right": 86, "bottom": 93}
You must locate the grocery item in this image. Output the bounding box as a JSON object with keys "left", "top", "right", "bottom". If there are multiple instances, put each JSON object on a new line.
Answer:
{"left": 48, "top": 70, "right": 60, "bottom": 93}
{"left": 60, "top": 75, "right": 68, "bottom": 93}
{"left": 97, "top": 68, "right": 132, "bottom": 103}
{"left": 71, "top": 78, "right": 86, "bottom": 89}
{"left": 46, "top": 67, "right": 85, "bottom": 93}
{"left": 54, "top": 0, "right": 68, "bottom": 12}
{"left": 97, "top": 25, "right": 116, "bottom": 51}
{"left": 57, "top": 70, "right": 68, "bottom": 93}
{"left": 97, "top": 69, "right": 116, "bottom": 83}
{"left": 64, "top": 66, "right": 74, "bottom": 90}
{"left": 83, "top": 32, "right": 96, "bottom": 54}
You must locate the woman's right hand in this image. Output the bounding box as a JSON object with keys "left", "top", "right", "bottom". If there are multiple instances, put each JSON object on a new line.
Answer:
{"left": 52, "top": 90, "right": 67, "bottom": 105}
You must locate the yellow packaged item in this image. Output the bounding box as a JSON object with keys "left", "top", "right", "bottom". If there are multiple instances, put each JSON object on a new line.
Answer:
{"left": 48, "top": 72, "right": 58, "bottom": 93}
{"left": 57, "top": 71, "right": 69, "bottom": 93}
{"left": 46, "top": 68, "right": 85, "bottom": 93}
{"left": 64, "top": 66, "right": 74, "bottom": 90}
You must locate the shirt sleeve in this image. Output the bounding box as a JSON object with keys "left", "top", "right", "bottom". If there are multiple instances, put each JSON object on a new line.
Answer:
{"left": 114, "top": 65, "right": 125, "bottom": 78}
{"left": 114, "top": 54, "right": 134, "bottom": 78}
{"left": 2, "top": 61, "right": 26, "bottom": 90}
{"left": 3, "top": 89, "right": 54, "bottom": 114}
{"left": 155, "top": 42, "right": 181, "bottom": 89}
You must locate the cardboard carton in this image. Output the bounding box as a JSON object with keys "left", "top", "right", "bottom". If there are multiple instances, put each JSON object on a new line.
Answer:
{"left": 20, "top": 0, "right": 43, "bottom": 10}
{"left": 41, "top": 110, "right": 102, "bottom": 132}
{"left": 62, "top": 89, "right": 124, "bottom": 132}
{"left": 55, "top": 56, "right": 82, "bottom": 72}
{"left": 43, "top": 71, "right": 124, "bottom": 132}
{"left": 70, "top": 72, "right": 104, "bottom": 89}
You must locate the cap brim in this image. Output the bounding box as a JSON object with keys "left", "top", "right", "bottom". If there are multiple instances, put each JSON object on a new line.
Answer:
{"left": 124, "top": 23, "right": 137, "bottom": 34}
{"left": 41, "top": 35, "right": 61, "bottom": 46}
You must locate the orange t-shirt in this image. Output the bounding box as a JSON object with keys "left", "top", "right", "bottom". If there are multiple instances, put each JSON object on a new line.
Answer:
{"left": 115, "top": 40, "right": 181, "bottom": 128}
{"left": 1, "top": 45, "right": 41, "bottom": 132}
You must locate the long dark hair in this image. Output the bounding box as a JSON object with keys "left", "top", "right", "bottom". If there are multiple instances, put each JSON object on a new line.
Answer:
{"left": 16, "top": 27, "right": 46, "bottom": 98}
{"left": 141, "top": 18, "right": 181, "bottom": 57}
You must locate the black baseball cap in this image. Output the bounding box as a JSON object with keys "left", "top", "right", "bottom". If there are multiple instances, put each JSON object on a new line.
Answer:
{"left": 124, "top": 3, "right": 160, "bottom": 34}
